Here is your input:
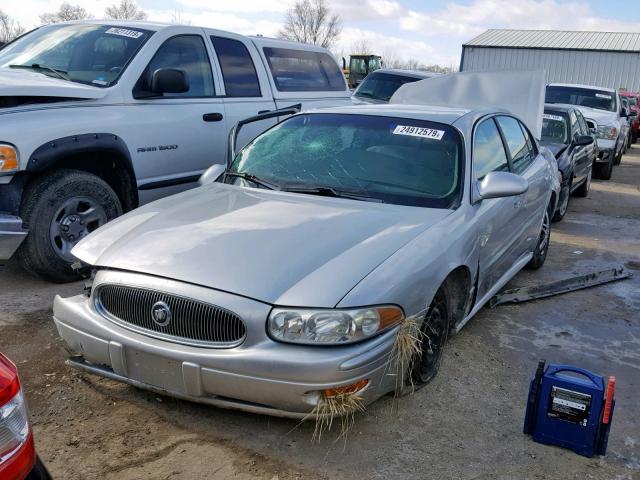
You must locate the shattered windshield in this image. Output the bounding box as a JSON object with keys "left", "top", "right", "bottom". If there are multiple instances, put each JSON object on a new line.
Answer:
{"left": 227, "top": 113, "right": 463, "bottom": 208}
{"left": 0, "top": 24, "right": 152, "bottom": 87}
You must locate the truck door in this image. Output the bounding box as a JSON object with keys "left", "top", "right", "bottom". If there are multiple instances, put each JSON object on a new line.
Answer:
{"left": 495, "top": 115, "right": 549, "bottom": 255}
{"left": 207, "top": 32, "right": 278, "bottom": 152}
{"left": 472, "top": 117, "right": 525, "bottom": 298}
{"left": 129, "top": 34, "right": 227, "bottom": 204}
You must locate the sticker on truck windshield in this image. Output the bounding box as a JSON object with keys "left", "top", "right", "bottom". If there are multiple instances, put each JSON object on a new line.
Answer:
{"left": 105, "top": 27, "right": 143, "bottom": 39}
{"left": 595, "top": 93, "right": 612, "bottom": 99}
{"left": 392, "top": 125, "right": 445, "bottom": 140}
{"left": 543, "top": 114, "right": 564, "bottom": 122}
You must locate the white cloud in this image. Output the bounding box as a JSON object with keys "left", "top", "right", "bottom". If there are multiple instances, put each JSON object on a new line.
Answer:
{"left": 328, "top": 0, "right": 401, "bottom": 21}
{"left": 400, "top": 0, "right": 640, "bottom": 37}
{"left": 175, "top": 0, "right": 289, "bottom": 14}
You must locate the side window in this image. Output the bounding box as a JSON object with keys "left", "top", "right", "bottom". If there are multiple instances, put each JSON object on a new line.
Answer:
{"left": 473, "top": 118, "right": 509, "bottom": 180}
{"left": 576, "top": 111, "right": 588, "bottom": 135}
{"left": 134, "top": 35, "right": 214, "bottom": 98}
{"left": 211, "top": 36, "right": 261, "bottom": 97}
{"left": 496, "top": 116, "right": 534, "bottom": 175}
{"left": 263, "top": 47, "right": 346, "bottom": 92}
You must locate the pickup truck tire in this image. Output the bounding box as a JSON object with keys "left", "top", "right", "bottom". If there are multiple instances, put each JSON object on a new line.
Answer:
{"left": 597, "top": 156, "right": 614, "bottom": 180}
{"left": 18, "top": 169, "right": 122, "bottom": 282}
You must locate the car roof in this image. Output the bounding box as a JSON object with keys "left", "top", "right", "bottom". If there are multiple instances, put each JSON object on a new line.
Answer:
{"left": 51, "top": 19, "right": 174, "bottom": 31}
{"left": 302, "top": 103, "right": 502, "bottom": 127}
{"left": 548, "top": 83, "right": 617, "bottom": 93}
{"left": 368, "top": 68, "right": 441, "bottom": 79}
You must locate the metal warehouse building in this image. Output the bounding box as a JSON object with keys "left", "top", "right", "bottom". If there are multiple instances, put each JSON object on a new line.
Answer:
{"left": 460, "top": 29, "right": 640, "bottom": 91}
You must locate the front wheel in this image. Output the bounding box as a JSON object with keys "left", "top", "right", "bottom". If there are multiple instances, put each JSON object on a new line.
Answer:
{"left": 18, "top": 169, "right": 122, "bottom": 282}
{"left": 552, "top": 180, "right": 571, "bottom": 222}
{"left": 526, "top": 209, "right": 550, "bottom": 270}
{"left": 574, "top": 166, "right": 592, "bottom": 198}
{"left": 597, "top": 156, "right": 614, "bottom": 180}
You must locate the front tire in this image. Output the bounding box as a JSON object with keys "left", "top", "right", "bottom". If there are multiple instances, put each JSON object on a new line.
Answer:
{"left": 597, "top": 156, "right": 614, "bottom": 180}
{"left": 526, "top": 209, "right": 550, "bottom": 270}
{"left": 552, "top": 179, "right": 571, "bottom": 222}
{"left": 18, "top": 169, "right": 122, "bottom": 282}
{"left": 574, "top": 166, "right": 592, "bottom": 198}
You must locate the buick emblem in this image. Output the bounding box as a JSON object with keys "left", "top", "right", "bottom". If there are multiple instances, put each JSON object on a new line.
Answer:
{"left": 151, "top": 301, "right": 172, "bottom": 327}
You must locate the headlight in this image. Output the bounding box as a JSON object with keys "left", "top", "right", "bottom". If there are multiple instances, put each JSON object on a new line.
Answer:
{"left": 0, "top": 144, "right": 18, "bottom": 174}
{"left": 596, "top": 126, "right": 617, "bottom": 140}
{"left": 268, "top": 306, "right": 404, "bottom": 345}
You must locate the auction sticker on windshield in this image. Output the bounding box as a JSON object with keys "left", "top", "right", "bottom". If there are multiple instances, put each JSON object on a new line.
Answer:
{"left": 105, "top": 27, "right": 143, "bottom": 39}
{"left": 595, "top": 93, "right": 612, "bottom": 99}
{"left": 393, "top": 125, "right": 445, "bottom": 140}
{"left": 543, "top": 114, "right": 564, "bottom": 122}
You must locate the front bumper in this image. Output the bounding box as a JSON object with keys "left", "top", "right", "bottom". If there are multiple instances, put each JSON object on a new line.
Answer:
{"left": 0, "top": 214, "right": 26, "bottom": 262}
{"left": 53, "top": 271, "right": 399, "bottom": 418}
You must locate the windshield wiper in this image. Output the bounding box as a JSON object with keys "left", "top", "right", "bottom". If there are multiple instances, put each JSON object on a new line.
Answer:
{"left": 225, "top": 172, "right": 281, "bottom": 190}
{"left": 9, "top": 64, "right": 71, "bottom": 81}
{"left": 282, "top": 185, "right": 384, "bottom": 203}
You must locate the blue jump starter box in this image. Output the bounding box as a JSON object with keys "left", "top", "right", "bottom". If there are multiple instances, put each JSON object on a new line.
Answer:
{"left": 523, "top": 361, "right": 616, "bottom": 457}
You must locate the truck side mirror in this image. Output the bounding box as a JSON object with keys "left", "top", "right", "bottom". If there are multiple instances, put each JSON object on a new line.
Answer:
{"left": 151, "top": 68, "right": 189, "bottom": 94}
{"left": 620, "top": 107, "right": 629, "bottom": 118}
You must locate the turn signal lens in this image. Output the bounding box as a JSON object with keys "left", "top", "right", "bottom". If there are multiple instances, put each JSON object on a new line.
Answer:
{"left": 322, "top": 379, "right": 369, "bottom": 398}
{"left": 0, "top": 145, "right": 18, "bottom": 174}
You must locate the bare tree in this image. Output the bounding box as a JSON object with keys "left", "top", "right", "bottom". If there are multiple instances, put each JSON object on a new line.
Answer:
{"left": 170, "top": 9, "right": 190, "bottom": 25}
{"left": 40, "top": 3, "right": 91, "bottom": 25}
{"left": 105, "top": 0, "right": 147, "bottom": 21}
{"left": 278, "top": 0, "right": 341, "bottom": 48}
{"left": 0, "top": 9, "right": 25, "bottom": 44}
{"left": 350, "top": 39, "right": 372, "bottom": 55}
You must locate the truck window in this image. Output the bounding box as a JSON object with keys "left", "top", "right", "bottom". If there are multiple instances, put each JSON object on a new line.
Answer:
{"left": 262, "top": 47, "right": 345, "bottom": 92}
{"left": 134, "top": 35, "right": 214, "bottom": 98}
{"left": 210, "top": 36, "right": 261, "bottom": 97}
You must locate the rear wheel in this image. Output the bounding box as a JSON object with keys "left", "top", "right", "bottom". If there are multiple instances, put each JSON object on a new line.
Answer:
{"left": 526, "top": 209, "right": 550, "bottom": 270}
{"left": 18, "top": 169, "right": 122, "bottom": 282}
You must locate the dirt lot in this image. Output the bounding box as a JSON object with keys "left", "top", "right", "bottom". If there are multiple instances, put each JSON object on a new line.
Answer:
{"left": 1, "top": 148, "right": 639, "bottom": 480}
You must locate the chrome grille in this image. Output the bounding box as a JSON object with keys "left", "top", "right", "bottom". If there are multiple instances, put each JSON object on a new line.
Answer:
{"left": 95, "top": 285, "right": 246, "bottom": 347}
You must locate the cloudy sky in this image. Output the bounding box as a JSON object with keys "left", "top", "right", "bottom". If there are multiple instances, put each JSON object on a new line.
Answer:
{"left": 4, "top": 0, "right": 640, "bottom": 67}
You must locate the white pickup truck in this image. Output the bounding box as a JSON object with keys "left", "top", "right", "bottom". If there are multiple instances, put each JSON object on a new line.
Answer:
{"left": 0, "top": 21, "right": 351, "bottom": 281}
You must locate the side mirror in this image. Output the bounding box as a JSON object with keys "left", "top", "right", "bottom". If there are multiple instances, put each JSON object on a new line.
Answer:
{"left": 151, "top": 68, "right": 189, "bottom": 94}
{"left": 475, "top": 171, "right": 528, "bottom": 202}
{"left": 198, "top": 163, "right": 225, "bottom": 186}
{"left": 620, "top": 107, "right": 629, "bottom": 118}
{"left": 574, "top": 134, "right": 594, "bottom": 147}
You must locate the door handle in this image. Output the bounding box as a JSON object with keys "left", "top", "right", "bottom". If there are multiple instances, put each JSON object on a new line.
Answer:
{"left": 203, "top": 113, "right": 224, "bottom": 122}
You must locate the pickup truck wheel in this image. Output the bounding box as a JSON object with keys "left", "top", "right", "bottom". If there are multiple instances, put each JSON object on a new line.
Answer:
{"left": 18, "top": 170, "right": 122, "bottom": 282}
{"left": 526, "top": 209, "right": 550, "bottom": 270}
{"left": 406, "top": 286, "right": 451, "bottom": 392}
{"left": 574, "top": 166, "right": 592, "bottom": 198}
{"left": 597, "top": 156, "right": 614, "bottom": 180}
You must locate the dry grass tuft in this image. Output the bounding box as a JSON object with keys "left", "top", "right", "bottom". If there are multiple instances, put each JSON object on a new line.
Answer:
{"left": 307, "top": 391, "right": 366, "bottom": 443}
{"left": 387, "top": 309, "right": 428, "bottom": 396}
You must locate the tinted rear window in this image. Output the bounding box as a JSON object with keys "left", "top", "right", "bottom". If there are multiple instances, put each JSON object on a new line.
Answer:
{"left": 354, "top": 72, "right": 423, "bottom": 102}
{"left": 546, "top": 86, "right": 616, "bottom": 112}
{"left": 263, "top": 47, "right": 345, "bottom": 92}
{"left": 211, "top": 36, "right": 261, "bottom": 97}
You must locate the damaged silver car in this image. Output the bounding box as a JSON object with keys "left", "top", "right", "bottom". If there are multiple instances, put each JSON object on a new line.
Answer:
{"left": 53, "top": 76, "right": 557, "bottom": 418}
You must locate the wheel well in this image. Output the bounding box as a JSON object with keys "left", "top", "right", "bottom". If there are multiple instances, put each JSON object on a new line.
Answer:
{"left": 442, "top": 266, "right": 472, "bottom": 329}
{"left": 25, "top": 150, "right": 138, "bottom": 212}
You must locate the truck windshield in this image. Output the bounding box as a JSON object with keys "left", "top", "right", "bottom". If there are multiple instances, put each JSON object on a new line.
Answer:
{"left": 541, "top": 112, "right": 568, "bottom": 144}
{"left": 546, "top": 86, "right": 616, "bottom": 113}
{"left": 0, "top": 24, "right": 152, "bottom": 87}
{"left": 228, "top": 113, "right": 463, "bottom": 209}
{"left": 354, "top": 72, "right": 423, "bottom": 102}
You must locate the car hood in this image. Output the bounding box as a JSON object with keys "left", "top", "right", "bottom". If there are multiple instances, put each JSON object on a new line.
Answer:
{"left": 73, "top": 183, "right": 452, "bottom": 307}
{"left": 540, "top": 141, "right": 567, "bottom": 158}
{"left": 0, "top": 68, "right": 107, "bottom": 100}
{"left": 570, "top": 105, "right": 618, "bottom": 126}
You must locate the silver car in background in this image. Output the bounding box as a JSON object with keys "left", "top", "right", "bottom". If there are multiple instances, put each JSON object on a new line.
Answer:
{"left": 53, "top": 103, "right": 555, "bottom": 418}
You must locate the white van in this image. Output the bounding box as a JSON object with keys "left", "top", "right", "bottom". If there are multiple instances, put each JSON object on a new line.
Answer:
{"left": 0, "top": 21, "right": 351, "bottom": 281}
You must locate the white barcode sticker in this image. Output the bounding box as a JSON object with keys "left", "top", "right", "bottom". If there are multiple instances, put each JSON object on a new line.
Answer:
{"left": 595, "top": 93, "right": 612, "bottom": 99}
{"left": 105, "top": 27, "right": 143, "bottom": 39}
{"left": 543, "top": 114, "right": 564, "bottom": 122}
{"left": 392, "top": 125, "right": 445, "bottom": 140}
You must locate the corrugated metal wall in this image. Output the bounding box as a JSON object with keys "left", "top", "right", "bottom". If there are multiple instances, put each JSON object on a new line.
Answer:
{"left": 461, "top": 47, "right": 640, "bottom": 91}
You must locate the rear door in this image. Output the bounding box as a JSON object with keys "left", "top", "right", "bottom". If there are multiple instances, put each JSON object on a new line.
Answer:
{"left": 496, "top": 115, "right": 549, "bottom": 255}
{"left": 206, "top": 31, "right": 277, "bottom": 151}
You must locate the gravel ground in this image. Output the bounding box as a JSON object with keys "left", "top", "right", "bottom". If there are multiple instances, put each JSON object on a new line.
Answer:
{"left": 1, "top": 147, "right": 639, "bottom": 480}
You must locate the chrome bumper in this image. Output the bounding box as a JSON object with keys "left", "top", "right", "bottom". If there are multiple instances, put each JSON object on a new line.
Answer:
{"left": 53, "top": 282, "right": 398, "bottom": 417}
{"left": 0, "top": 214, "right": 27, "bottom": 262}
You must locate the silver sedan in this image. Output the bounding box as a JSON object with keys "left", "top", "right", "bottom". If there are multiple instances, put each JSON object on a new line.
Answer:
{"left": 54, "top": 104, "right": 556, "bottom": 418}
